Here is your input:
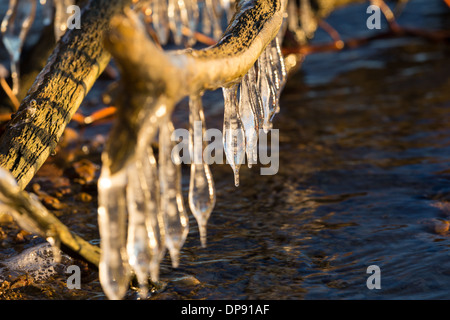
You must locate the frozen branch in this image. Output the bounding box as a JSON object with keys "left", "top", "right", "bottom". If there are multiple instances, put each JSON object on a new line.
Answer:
{"left": 103, "top": 0, "right": 285, "bottom": 174}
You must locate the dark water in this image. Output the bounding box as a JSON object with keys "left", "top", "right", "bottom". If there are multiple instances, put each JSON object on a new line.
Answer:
{"left": 0, "top": 0, "right": 450, "bottom": 300}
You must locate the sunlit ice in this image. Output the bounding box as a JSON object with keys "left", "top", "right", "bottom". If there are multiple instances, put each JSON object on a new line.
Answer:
{"left": 171, "top": 121, "right": 280, "bottom": 176}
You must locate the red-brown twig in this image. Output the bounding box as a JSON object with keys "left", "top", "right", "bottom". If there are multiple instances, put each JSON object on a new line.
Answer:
{"left": 283, "top": 26, "right": 450, "bottom": 56}
{"left": 71, "top": 106, "right": 117, "bottom": 126}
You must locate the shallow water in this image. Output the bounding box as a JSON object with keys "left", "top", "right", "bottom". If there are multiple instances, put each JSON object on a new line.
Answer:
{"left": 0, "top": 0, "right": 450, "bottom": 300}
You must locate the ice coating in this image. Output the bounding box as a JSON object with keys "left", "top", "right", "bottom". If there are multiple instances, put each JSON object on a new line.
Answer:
{"left": 188, "top": 94, "right": 216, "bottom": 247}
{"left": 1, "top": 0, "right": 37, "bottom": 95}
{"left": 238, "top": 72, "right": 259, "bottom": 167}
{"left": 167, "top": 0, "right": 184, "bottom": 45}
{"left": 159, "top": 120, "right": 189, "bottom": 268}
{"left": 98, "top": 166, "right": 131, "bottom": 300}
{"left": 136, "top": 145, "right": 165, "bottom": 283}
{"left": 126, "top": 162, "right": 152, "bottom": 298}
{"left": 151, "top": 0, "right": 170, "bottom": 45}
{"left": 145, "top": 0, "right": 235, "bottom": 46}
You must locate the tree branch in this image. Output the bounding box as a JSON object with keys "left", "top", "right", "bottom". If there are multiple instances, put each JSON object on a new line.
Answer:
{"left": 0, "top": 0, "right": 131, "bottom": 190}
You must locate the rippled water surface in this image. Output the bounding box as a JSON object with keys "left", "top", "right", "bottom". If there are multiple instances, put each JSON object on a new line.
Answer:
{"left": 1, "top": 0, "right": 450, "bottom": 300}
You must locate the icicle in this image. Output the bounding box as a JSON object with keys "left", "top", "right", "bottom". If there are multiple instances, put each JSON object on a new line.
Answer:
{"left": 204, "top": 0, "right": 222, "bottom": 40}
{"left": 137, "top": 145, "right": 165, "bottom": 283}
{"left": 256, "top": 50, "right": 274, "bottom": 133}
{"left": 40, "top": 0, "right": 54, "bottom": 26}
{"left": 159, "top": 120, "right": 189, "bottom": 268}
{"left": 167, "top": 0, "right": 183, "bottom": 45}
{"left": 188, "top": 94, "right": 216, "bottom": 248}
{"left": 54, "top": 0, "right": 75, "bottom": 41}
{"left": 151, "top": 0, "right": 170, "bottom": 45}
{"left": 222, "top": 83, "right": 245, "bottom": 187}
{"left": 182, "top": 0, "right": 199, "bottom": 46}
{"left": 1, "top": 0, "right": 37, "bottom": 96}
{"left": 219, "top": 0, "right": 231, "bottom": 21}
{"left": 245, "top": 64, "right": 264, "bottom": 132}
{"left": 268, "top": 36, "right": 287, "bottom": 115}
{"left": 238, "top": 74, "right": 258, "bottom": 167}
{"left": 98, "top": 166, "right": 131, "bottom": 300}
{"left": 126, "top": 162, "right": 151, "bottom": 299}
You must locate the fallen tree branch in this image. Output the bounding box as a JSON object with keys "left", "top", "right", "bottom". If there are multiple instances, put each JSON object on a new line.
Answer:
{"left": 0, "top": 167, "right": 100, "bottom": 268}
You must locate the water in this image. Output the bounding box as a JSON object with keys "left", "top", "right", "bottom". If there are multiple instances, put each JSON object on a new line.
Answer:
{"left": 0, "top": 0, "right": 450, "bottom": 300}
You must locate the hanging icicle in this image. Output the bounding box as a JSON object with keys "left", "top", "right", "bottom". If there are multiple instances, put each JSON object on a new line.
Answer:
{"left": 203, "top": 0, "right": 223, "bottom": 40}
{"left": 98, "top": 166, "right": 131, "bottom": 300}
{"left": 1, "top": 0, "right": 37, "bottom": 96}
{"left": 125, "top": 161, "right": 152, "bottom": 298}
{"left": 222, "top": 83, "right": 246, "bottom": 187}
{"left": 150, "top": 0, "right": 170, "bottom": 45}
{"left": 54, "top": 0, "right": 75, "bottom": 41}
{"left": 136, "top": 145, "right": 165, "bottom": 283}
{"left": 188, "top": 93, "right": 216, "bottom": 248}
{"left": 159, "top": 120, "right": 189, "bottom": 268}
{"left": 238, "top": 73, "right": 259, "bottom": 168}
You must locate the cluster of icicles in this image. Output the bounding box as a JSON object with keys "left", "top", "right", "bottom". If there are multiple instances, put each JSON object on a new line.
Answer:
{"left": 98, "top": 36, "right": 287, "bottom": 304}
{"left": 143, "top": 0, "right": 235, "bottom": 46}
{"left": 1, "top": 0, "right": 76, "bottom": 96}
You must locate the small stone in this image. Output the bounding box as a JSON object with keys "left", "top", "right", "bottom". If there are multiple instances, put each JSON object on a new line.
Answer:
{"left": 72, "top": 159, "right": 97, "bottom": 183}
{"left": 171, "top": 275, "right": 201, "bottom": 287}
{"left": 14, "top": 230, "right": 31, "bottom": 243}
{"left": 75, "top": 192, "right": 93, "bottom": 202}
{"left": 31, "top": 183, "right": 41, "bottom": 193}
